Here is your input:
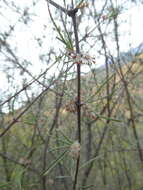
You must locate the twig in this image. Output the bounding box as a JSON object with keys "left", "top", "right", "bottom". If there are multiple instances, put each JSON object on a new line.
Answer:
{"left": 46, "top": 0, "right": 67, "bottom": 13}
{"left": 0, "top": 79, "right": 57, "bottom": 138}
{"left": 0, "top": 152, "right": 40, "bottom": 175}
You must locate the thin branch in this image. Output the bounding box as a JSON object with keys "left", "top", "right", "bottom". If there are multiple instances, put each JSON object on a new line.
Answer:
{"left": 111, "top": 1, "right": 143, "bottom": 162}
{"left": 0, "top": 152, "right": 40, "bottom": 175}
{"left": 0, "top": 79, "right": 57, "bottom": 138}
{"left": 46, "top": 0, "right": 67, "bottom": 13}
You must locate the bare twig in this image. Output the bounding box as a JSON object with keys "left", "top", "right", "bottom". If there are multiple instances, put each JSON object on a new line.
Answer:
{"left": 0, "top": 79, "right": 57, "bottom": 138}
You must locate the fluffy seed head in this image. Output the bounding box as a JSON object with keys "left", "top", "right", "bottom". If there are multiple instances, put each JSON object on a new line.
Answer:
{"left": 69, "top": 141, "right": 80, "bottom": 159}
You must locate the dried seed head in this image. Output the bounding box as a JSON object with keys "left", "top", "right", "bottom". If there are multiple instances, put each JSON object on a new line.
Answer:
{"left": 64, "top": 100, "right": 77, "bottom": 113}
{"left": 69, "top": 141, "right": 80, "bottom": 159}
{"left": 19, "top": 158, "right": 31, "bottom": 165}
{"left": 76, "top": 1, "right": 88, "bottom": 9}
{"left": 47, "top": 178, "right": 54, "bottom": 185}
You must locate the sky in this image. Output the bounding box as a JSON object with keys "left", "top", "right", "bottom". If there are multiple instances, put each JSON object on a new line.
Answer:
{"left": 119, "top": 5, "right": 143, "bottom": 50}
{"left": 0, "top": 0, "right": 143, "bottom": 100}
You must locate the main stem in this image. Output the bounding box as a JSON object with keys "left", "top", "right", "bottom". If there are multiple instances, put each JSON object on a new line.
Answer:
{"left": 46, "top": 1, "right": 81, "bottom": 189}
{"left": 72, "top": 14, "right": 81, "bottom": 190}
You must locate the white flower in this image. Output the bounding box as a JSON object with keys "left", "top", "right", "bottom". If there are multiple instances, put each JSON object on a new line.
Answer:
{"left": 66, "top": 48, "right": 96, "bottom": 65}
{"left": 69, "top": 141, "right": 80, "bottom": 159}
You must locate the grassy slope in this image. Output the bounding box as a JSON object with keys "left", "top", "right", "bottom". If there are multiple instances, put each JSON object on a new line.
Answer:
{"left": 0, "top": 53, "right": 143, "bottom": 189}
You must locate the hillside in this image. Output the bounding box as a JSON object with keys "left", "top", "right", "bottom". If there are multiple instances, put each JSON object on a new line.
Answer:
{"left": 0, "top": 53, "right": 143, "bottom": 190}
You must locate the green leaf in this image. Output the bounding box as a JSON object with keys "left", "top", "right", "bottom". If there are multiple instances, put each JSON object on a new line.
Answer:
{"left": 80, "top": 184, "right": 94, "bottom": 189}
{"left": 57, "top": 139, "right": 72, "bottom": 145}
{"left": 94, "top": 113, "right": 121, "bottom": 122}
{"left": 16, "top": 169, "right": 25, "bottom": 190}
{"left": 87, "top": 73, "right": 115, "bottom": 103}
{"left": 94, "top": 73, "right": 115, "bottom": 96}
{"left": 55, "top": 176, "right": 71, "bottom": 179}
{"left": 57, "top": 129, "right": 73, "bottom": 144}
{"left": 0, "top": 182, "right": 10, "bottom": 188}
{"left": 48, "top": 6, "right": 73, "bottom": 49}
{"left": 11, "top": 166, "right": 26, "bottom": 190}
{"left": 79, "top": 155, "right": 103, "bottom": 170}
{"left": 43, "top": 150, "right": 68, "bottom": 176}
{"left": 48, "top": 145, "right": 70, "bottom": 152}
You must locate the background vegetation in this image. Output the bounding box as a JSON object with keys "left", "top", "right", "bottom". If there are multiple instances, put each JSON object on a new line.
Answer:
{"left": 0, "top": 0, "right": 143, "bottom": 189}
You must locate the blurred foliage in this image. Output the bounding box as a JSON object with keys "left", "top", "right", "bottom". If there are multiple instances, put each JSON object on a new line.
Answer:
{"left": 0, "top": 53, "right": 143, "bottom": 190}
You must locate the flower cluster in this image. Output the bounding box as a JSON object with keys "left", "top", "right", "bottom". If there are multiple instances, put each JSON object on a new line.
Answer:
{"left": 66, "top": 48, "right": 96, "bottom": 65}
{"left": 76, "top": 1, "right": 88, "bottom": 9}
{"left": 69, "top": 141, "right": 81, "bottom": 159}
{"left": 64, "top": 100, "right": 77, "bottom": 113}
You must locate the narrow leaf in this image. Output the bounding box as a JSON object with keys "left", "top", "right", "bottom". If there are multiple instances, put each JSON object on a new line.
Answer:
{"left": 43, "top": 150, "right": 68, "bottom": 176}
{"left": 0, "top": 182, "right": 10, "bottom": 188}
{"left": 57, "top": 130, "right": 73, "bottom": 144}
{"left": 47, "top": 145, "right": 70, "bottom": 152}
{"left": 80, "top": 184, "right": 94, "bottom": 189}
{"left": 94, "top": 113, "right": 121, "bottom": 122}
{"left": 55, "top": 176, "right": 71, "bottom": 179}
{"left": 94, "top": 73, "right": 115, "bottom": 96}
{"left": 80, "top": 155, "right": 103, "bottom": 170}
